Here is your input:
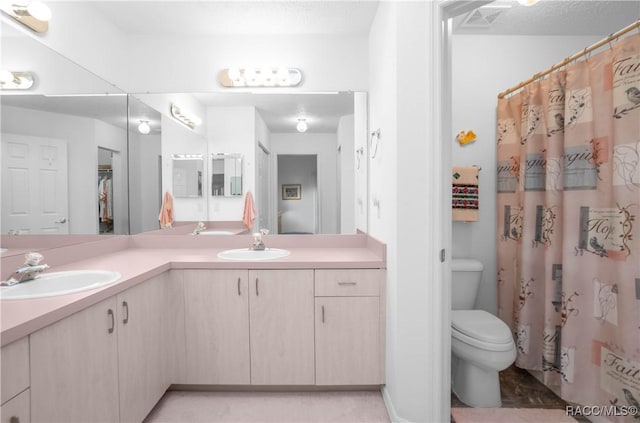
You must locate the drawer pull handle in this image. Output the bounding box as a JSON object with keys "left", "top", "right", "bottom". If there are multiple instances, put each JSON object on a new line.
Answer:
{"left": 122, "top": 301, "right": 129, "bottom": 324}
{"left": 255, "top": 278, "right": 259, "bottom": 296}
{"left": 107, "top": 309, "right": 115, "bottom": 334}
{"left": 237, "top": 277, "right": 241, "bottom": 296}
{"left": 322, "top": 305, "right": 325, "bottom": 323}
{"left": 338, "top": 281, "right": 357, "bottom": 286}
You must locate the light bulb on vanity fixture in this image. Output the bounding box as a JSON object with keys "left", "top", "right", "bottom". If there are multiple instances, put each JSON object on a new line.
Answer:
{"left": 138, "top": 120, "right": 151, "bottom": 135}
{"left": 1, "top": 1, "right": 52, "bottom": 33}
{"left": 0, "top": 70, "right": 35, "bottom": 90}
{"left": 517, "top": 0, "right": 540, "bottom": 6}
{"left": 296, "top": 119, "right": 308, "bottom": 133}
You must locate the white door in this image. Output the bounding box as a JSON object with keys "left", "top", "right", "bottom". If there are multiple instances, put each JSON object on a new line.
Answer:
{"left": 1, "top": 134, "right": 69, "bottom": 234}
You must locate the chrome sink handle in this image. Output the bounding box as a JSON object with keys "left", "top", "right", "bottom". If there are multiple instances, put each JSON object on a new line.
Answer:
{"left": 1, "top": 252, "right": 49, "bottom": 286}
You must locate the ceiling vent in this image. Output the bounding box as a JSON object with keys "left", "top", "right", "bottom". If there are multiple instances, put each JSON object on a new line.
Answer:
{"left": 459, "top": 5, "right": 510, "bottom": 28}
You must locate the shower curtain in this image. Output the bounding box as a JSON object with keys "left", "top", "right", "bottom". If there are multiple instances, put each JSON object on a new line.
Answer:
{"left": 497, "top": 32, "right": 640, "bottom": 417}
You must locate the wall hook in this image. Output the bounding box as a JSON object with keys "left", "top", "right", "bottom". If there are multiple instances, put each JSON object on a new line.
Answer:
{"left": 370, "top": 129, "right": 381, "bottom": 159}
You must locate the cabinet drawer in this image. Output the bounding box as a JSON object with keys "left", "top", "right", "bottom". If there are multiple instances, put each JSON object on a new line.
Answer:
{"left": 315, "top": 269, "right": 380, "bottom": 297}
{"left": 1, "top": 337, "right": 29, "bottom": 405}
{"left": 0, "top": 388, "right": 29, "bottom": 423}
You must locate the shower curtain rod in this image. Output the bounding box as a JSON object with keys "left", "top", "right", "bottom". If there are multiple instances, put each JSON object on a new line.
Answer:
{"left": 498, "top": 19, "right": 640, "bottom": 99}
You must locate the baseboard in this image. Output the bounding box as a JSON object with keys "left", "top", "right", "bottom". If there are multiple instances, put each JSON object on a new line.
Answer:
{"left": 382, "top": 386, "right": 411, "bottom": 422}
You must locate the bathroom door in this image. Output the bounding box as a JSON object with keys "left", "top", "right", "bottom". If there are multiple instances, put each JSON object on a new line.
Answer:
{"left": 1, "top": 134, "right": 69, "bottom": 234}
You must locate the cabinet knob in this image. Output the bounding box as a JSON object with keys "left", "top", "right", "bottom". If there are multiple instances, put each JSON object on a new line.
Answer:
{"left": 10, "top": 416, "right": 20, "bottom": 423}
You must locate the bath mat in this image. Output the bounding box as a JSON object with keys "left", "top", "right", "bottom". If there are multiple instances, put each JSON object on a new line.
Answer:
{"left": 451, "top": 407, "right": 577, "bottom": 422}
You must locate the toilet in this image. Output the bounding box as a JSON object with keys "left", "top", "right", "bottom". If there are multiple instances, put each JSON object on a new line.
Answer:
{"left": 451, "top": 259, "right": 516, "bottom": 407}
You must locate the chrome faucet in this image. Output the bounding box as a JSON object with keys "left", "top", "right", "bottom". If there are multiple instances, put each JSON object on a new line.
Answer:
{"left": 250, "top": 232, "right": 266, "bottom": 251}
{"left": 1, "top": 252, "right": 49, "bottom": 286}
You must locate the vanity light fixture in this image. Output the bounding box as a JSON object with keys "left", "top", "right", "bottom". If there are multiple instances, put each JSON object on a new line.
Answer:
{"left": 1, "top": 1, "right": 52, "bottom": 33}
{"left": 138, "top": 120, "right": 151, "bottom": 135}
{"left": 219, "top": 67, "right": 302, "bottom": 88}
{"left": 172, "top": 154, "right": 203, "bottom": 160}
{"left": 170, "top": 104, "right": 202, "bottom": 130}
{"left": 0, "top": 70, "right": 34, "bottom": 90}
{"left": 296, "top": 119, "right": 308, "bottom": 133}
{"left": 517, "top": 0, "right": 539, "bottom": 6}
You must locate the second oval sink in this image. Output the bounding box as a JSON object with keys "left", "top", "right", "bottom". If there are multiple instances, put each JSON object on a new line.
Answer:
{"left": 1, "top": 270, "right": 122, "bottom": 300}
{"left": 217, "top": 248, "right": 290, "bottom": 261}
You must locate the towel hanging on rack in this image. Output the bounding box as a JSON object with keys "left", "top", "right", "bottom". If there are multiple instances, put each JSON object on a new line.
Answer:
{"left": 452, "top": 166, "right": 479, "bottom": 222}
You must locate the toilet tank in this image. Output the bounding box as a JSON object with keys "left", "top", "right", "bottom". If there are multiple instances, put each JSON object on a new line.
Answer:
{"left": 451, "top": 259, "right": 483, "bottom": 310}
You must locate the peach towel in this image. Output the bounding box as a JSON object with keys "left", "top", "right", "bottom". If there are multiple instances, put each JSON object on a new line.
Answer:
{"left": 158, "top": 192, "right": 174, "bottom": 229}
{"left": 242, "top": 191, "right": 257, "bottom": 230}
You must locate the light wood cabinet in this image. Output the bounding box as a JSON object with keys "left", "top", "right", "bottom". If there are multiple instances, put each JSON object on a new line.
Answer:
{"left": 1, "top": 337, "right": 29, "bottom": 405}
{"left": 315, "top": 297, "right": 381, "bottom": 385}
{"left": 117, "top": 274, "right": 169, "bottom": 423}
{"left": 30, "top": 297, "right": 120, "bottom": 423}
{"left": 249, "top": 269, "right": 315, "bottom": 385}
{"left": 183, "top": 269, "right": 250, "bottom": 384}
{"left": 314, "top": 269, "right": 384, "bottom": 386}
{"left": 0, "top": 389, "right": 30, "bottom": 423}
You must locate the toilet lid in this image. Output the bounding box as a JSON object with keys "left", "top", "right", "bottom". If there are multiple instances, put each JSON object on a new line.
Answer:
{"left": 451, "top": 310, "right": 513, "bottom": 345}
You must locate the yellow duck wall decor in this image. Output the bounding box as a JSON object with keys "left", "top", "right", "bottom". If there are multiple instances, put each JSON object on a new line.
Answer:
{"left": 456, "top": 130, "right": 477, "bottom": 146}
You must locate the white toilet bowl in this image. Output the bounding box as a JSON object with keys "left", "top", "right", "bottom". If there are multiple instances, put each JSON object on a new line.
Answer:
{"left": 451, "top": 310, "right": 516, "bottom": 407}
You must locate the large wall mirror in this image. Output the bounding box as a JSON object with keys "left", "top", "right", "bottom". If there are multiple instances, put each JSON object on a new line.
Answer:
{"left": 135, "top": 91, "right": 369, "bottom": 235}
{"left": 1, "top": 21, "right": 369, "bottom": 239}
{"left": 1, "top": 20, "right": 129, "bottom": 251}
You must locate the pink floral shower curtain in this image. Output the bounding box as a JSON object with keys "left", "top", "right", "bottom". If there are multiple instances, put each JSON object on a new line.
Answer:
{"left": 497, "top": 32, "right": 640, "bottom": 418}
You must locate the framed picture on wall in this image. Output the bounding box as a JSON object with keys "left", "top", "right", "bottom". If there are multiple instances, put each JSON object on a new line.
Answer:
{"left": 282, "top": 184, "right": 301, "bottom": 200}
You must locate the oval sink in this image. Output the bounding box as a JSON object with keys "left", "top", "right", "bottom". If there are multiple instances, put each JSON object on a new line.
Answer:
{"left": 199, "top": 230, "right": 235, "bottom": 235}
{"left": 217, "top": 248, "right": 290, "bottom": 261}
{"left": 1, "top": 270, "right": 122, "bottom": 300}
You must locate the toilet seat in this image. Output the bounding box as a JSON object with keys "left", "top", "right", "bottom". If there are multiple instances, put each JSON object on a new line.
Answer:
{"left": 452, "top": 310, "right": 514, "bottom": 352}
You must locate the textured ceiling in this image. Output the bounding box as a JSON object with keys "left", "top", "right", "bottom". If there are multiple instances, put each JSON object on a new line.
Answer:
{"left": 454, "top": 1, "right": 640, "bottom": 35}
{"left": 91, "top": 1, "right": 379, "bottom": 36}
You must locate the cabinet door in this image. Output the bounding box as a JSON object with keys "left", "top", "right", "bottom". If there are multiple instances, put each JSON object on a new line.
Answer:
{"left": 30, "top": 297, "right": 119, "bottom": 423}
{"left": 315, "top": 297, "right": 381, "bottom": 385}
{"left": 163, "top": 270, "right": 186, "bottom": 386}
{"left": 183, "top": 269, "right": 250, "bottom": 384}
{"left": 249, "top": 269, "right": 314, "bottom": 385}
{"left": 117, "top": 274, "right": 167, "bottom": 423}
{"left": 0, "top": 389, "right": 30, "bottom": 423}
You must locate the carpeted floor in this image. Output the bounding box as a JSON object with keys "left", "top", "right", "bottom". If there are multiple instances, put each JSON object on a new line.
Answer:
{"left": 144, "top": 391, "right": 391, "bottom": 423}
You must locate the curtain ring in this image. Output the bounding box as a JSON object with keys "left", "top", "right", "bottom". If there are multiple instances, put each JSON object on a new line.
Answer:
{"left": 608, "top": 33, "right": 614, "bottom": 50}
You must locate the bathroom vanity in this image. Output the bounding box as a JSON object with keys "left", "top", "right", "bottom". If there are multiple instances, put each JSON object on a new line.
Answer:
{"left": 0, "top": 234, "right": 386, "bottom": 423}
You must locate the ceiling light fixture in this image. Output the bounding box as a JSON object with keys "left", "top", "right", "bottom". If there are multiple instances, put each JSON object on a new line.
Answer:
{"left": 0, "top": 70, "right": 35, "bottom": 90}
{"left": 170, "top": 104, "right": 202, "bottom": 130}
{"left": 138, "top": 120, "right": 151, "bottom": 135}
{"left": 517, "top": 0, "right": 539, "bottom": 6}
{"left": 219, "top": 67, "right": 302, "bottom": 88}
{"left": 1, "top": 1, "right": 52, "bottom": 33}
{"left": 296, "top": 119, "right": 308, "bottom": 133}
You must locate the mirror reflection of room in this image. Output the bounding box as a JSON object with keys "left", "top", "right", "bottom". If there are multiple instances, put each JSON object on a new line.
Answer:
{"left": 97, "top": 148, "right": 114, "bottom": 234}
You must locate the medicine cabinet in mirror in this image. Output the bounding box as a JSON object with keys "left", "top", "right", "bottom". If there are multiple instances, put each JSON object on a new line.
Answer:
{"left": 211, "top": 153, "right": 243, "bottom": 197}
{"left": 172, "top": 154, "right": 204, "bottom": 198}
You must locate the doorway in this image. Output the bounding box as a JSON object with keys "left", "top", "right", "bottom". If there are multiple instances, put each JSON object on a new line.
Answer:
{"left": 276, "top": 155, "right": 318, "bottom": 234}
{"left": 98, "top": 147, "right": 115, "bottom": 234}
